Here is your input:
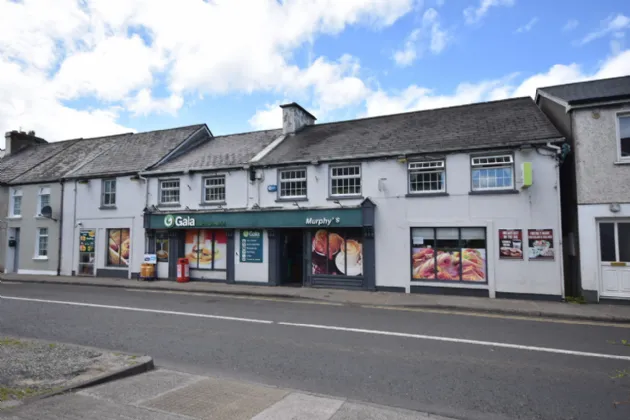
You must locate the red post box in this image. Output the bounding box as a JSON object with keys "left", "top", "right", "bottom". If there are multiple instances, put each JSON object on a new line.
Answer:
{"left": 177, "top": 258, "right": 190, "bottom": 283}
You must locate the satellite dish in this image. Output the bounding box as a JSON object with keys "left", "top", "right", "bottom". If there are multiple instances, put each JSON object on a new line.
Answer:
{"left": 41, "top": 205, "right": 53, "bottom": 218}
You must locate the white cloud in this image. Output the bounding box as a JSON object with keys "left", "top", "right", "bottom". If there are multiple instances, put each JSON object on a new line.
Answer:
{"left": 516, "top": 17, "right": 539, "bottom": 34}
{"left": 126, "top": 89, "right": 183, "bottom": 117}
{"left": 464, "top": 0, "right": 515, "bottom": 25}
{"left": 563, "top": 19, "right": 579, "bottom": 32}
{"left": 579, "top": 13, "right": 630, "bottom": 45}
{"left": 392, "top": 8, "right": 450, "bottom": 67}
{"left": 248, "top": 102, "right": 284, "bottom": 131}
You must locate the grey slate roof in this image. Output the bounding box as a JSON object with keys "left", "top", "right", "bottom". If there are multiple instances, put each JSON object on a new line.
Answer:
{"left": 258, "top": 97, "right": 562, "bottom": 165}
{"left": 0, "top": 140, "right": 75, "bottom": 184}
{"left": 147, "top": 129, "right": 282, "bottom": 173}
{"left": 537, "top": 76, "right": 630, "bottom": 105}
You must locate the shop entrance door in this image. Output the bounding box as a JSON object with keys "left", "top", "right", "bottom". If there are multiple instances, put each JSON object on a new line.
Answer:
{"left": 155, "top": 232, "right": 170, "bottom": 279}
{"left": 599, "top": 221, "right": 630, "bottom": 298}
{"left": 281, "top": 230, "right": 304, "bottom": 286}
{"left": 78, "top": 229, "right": 95, "bottom": 276}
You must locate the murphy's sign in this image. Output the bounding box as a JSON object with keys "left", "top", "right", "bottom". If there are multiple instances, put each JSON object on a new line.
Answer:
{"left": 304, "top": 217, "right": 341, "bottom": 226}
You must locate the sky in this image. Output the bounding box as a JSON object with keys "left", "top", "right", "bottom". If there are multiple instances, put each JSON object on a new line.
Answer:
{"left": 1, "top": 0, "right": 629, "bottom": 148}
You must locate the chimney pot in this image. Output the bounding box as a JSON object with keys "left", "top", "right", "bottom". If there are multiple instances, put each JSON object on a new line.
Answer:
{"left": 280, "top": 102, "right": 316, "bottom": 135}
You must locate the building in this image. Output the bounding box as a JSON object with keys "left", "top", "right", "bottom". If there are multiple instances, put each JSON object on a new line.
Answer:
{"left": 142, "top": 98, "right": 566, "bottom": 298}
{"left": 537, "top": 76, "right": 630, "bottom": 302}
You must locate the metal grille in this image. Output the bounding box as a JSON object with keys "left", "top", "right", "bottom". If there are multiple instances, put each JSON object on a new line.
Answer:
{"left": 471, "top": 155, "right": 513, "bottom": 191}
{"left": 204, "top": 176, "right": 226, "bottom": 202}
{"left": 279, "top": 169, "right": 307, "bottom": 198}
{"left": 160, "top": 180, "right": 180, "bottom": 204}
{"left": 102, "top": 179, "right": 116, "bottom": 206}
{"left": 38, "top": 228, "right": 48, "bottom": 257}
{"left": 330, "top": 165, "right": 361, "bottom": 196}
{"left": 408, "top": 161, "right": 445, "bottom": 193}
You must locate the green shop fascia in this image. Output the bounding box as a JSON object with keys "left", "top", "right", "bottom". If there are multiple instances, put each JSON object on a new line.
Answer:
{"left": 143, "top": 200, "right": 376, "bottom": 290}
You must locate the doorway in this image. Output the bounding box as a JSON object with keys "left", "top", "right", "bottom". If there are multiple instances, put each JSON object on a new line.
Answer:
{"left": 78, "top": 229, "right": 96, "bottom": 276}
{"left": 599, "top": 221, "right": 630, "bottom": 298}
{"left": 155, "top": 232, "right": 170, "bottom": 279}
{"left": 281, "top": 230, "right": 304, "bottom": 286}
{"left": 13, "top": 228, "right": 20, "bottom": 273}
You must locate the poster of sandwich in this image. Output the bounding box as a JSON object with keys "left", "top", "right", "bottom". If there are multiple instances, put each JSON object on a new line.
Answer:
{"left": 528, "top": 229, "right": 554, "bottom": 260}
{"left": 499, "top": 229, "right": 523, "bottom": 260}
{"left": 107, "top": 228, "right": 130, "bottom": 266}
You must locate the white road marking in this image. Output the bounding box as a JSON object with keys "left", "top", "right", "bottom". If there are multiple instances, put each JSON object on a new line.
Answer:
{"left": 0, "top": 295, "right": 273, "bottom": 324}
{"left": 277, "top": 322, "right": 630, "bottom": 361}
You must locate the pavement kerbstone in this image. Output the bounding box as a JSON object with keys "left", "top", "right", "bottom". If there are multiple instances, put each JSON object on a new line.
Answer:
{"left": 250, "top": 393, "right": 345, "bottom": 420}
{"left": 331, "top": 401, "right": 436, "bottom": 420}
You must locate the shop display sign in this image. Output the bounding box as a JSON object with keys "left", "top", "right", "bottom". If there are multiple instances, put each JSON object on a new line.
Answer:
{"left": 240, "top": 230, "right": 263, "bottom": 263}
{"left": 143, "top": 254, "right": 157, "bottom": 264}
{"left": 528, "top": 229, "right": 554, "bottom": 260}
{"left": 79, "top": 229, "right": 95, "bottom": 252}
{"left": 498, "top": 229, "right": 523, "bottom": 260}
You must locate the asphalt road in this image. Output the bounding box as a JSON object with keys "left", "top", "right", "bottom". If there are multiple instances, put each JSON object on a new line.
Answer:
{"left": 1, "top": 282, "right": 630, "bottom": 420}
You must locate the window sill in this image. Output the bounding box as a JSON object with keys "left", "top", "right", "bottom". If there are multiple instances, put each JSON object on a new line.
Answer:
{"left": 614, "top": 160, "right": 630, "bottom": 165}
{"left": 275, "top": 197, "right": 308, "bottom": 203}
{"left": 469, "top": 189, "right": 519, "bottom": 196}
{"left": 157, "top": 203, "right": 181, "bottom": 208}
{"left": 99, "top": 206, "right": 117, "bottom": 210}
{"left": 405, "top": 192, "right": 449, "bottom": 198}
{"left": 34, "top": 215, "right": 49, "bottom": 220}
{"left": 199, "top": 201, "right": 227, "bottom": 207}
{"left": 326, "top": 196, "right": 363, "bottom": 201}
{"left": 32, "top": 256, "right": 48, "bottom": 261}
{"left": 105, "top": 266, "right": 129, "bottom": 270}
{"left": 7, "top": 216, "right": 22, "bottom": 220}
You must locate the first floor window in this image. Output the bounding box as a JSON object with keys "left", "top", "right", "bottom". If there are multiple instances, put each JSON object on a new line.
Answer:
{"left": 184, "top": 229, "right": 227, "bottom": 270}
{"left": 330, "top": 165, "right": 361, "bottom": 196}
{"left": 102, "top": 179, "right": 116, "bottom": 207}
{"left": 411, "top": 227, "right": 487, "bottom": 282}
{"left": 107, "top": 228, "right": 130, "bottom": 267}
{"left": 38, "top": 187, "right": 51, "bottom": 214}
{"left": 36, "top": 228, "right": 48, "bottom": 257}
{"left": 203, "top": 175, "right": 226, "bottom": 203}
{"left": 311, "top": 228, "right": 363, "bottom": 277}
{"left": 11, "top": 188, "right": 22, "bottom": 217}
{"left": 408, "top": 161, "right": 445, "bottom": 193}
{"left": 619, "top": 115, "right": 630, "bottom": 159}
{"left": 471, "top": 155, "right": 514, "bottom": 191}
{"left": 279, "top": 168, "right": 307, "bottom": 198}
{"left": 160, "top": 179, "right": 180, "bottom": 204}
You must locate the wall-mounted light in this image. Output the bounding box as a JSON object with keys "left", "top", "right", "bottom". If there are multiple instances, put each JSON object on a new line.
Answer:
{"left": 378, "top": 178, "right": 387, "bottom": 192}
{"left": 396, "top": 155, "right": 407, "bottom": 164}
{"left": 610, "top": 203, "right": 621, "bottom": 213}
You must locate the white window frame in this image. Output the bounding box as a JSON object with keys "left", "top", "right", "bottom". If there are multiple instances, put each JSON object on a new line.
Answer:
{"left": 101, "top": 179, "right": 116, "bottom": 207}
{"left": 10, "top": 188, "right": 22, "bottom": 217}
{"left": 471, "top": 155, "right": 515, "bottom": 191}
{"left": 616, "top": 112, "right": 630, "bottom": 162}
{"left": 203, "top": 175, "right": 226, "bottom": 203}
{"left": 35, "top": 227, "right": 48, "bottom": 258}
{"left": 159, "top": 179, "right": 180, "bottom": 205}
{"left": 408, "top": 160, "right": 446, "bottom": 194}
{"left": 37, "top": 186, "right": 51, "bottom": 216}
{"left": 278, "top": 168, "right": 307, "bottom": 199}
{"left": 329, "top": 165, "right": 362, "bottom": 197}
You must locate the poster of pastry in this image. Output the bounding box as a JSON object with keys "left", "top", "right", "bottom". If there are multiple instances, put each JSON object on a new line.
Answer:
{"left": 311, "top": 229, "right": 363, "bottom": 276}
{"left": 412, "top": 248, "right": 486, "bottom": 282}
{"left": 528, "top": 229, "right": 554, "bottom": 260}
{"left": 499, "top": 229, "right": 523, "bottom": 259}
{"left": 185, "top": 229, "right": 227, "bottom": 270}
{"left": 213, "top": 230, "right": 227, "bottom": 270}
{"left": 107, "top": 228, "right": 129, "bottom": 266}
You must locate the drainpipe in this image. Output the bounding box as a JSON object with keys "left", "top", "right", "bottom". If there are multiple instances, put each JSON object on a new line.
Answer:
{"left": 56, "top": 180, "right": 64, "bottom": 276}
{"left": 546, "top": 142, "right": 562, "bottom": 155}
{"left": 70, "top": 180, "right": 78, "bottom": 275}
{"left": 137, "top": 173, "right": 149, "bottom": 208}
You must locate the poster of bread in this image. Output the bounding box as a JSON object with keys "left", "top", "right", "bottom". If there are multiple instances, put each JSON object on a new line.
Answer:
{"left": 107, "top": 228, "right": 130, "bottom": 266}
{"left": 312, "top": 229, "right": 363, "bottom": 276}
{"left": 185, "top": 230, "right": 227, "bottom": 269}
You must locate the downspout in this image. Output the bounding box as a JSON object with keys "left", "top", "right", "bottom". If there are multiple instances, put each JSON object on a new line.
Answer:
{"left": 70, "top": 180, "right": 78, "bottom": 276}
{"left": 138, "top": 174, "right": 149, "bottom": 208}
{"left": 56, "top": 180, "right": 64, "bottom": 276}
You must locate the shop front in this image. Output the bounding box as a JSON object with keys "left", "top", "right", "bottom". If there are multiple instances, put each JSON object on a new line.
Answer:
{"left": 143, "top": 199, "right": 375, "bottom": 290}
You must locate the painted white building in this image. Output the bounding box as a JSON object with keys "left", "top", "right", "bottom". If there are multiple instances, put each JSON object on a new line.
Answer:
{"left": 538, "top": 76, "right": 630, "bottom": 302}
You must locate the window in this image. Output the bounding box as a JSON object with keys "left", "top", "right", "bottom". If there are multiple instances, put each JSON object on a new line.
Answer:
{"left": 471, "top": 155, "right": 514, "bottom": 191}
{"left": 36, "top": 228, "right": 48, "bottom": 257}
{"left": 599, "top": 222, "right": 630, "bottom": 262}
{"left": 279, "top": 168, "right": 307, "bottom": 198}
{"left": 411, "top": 227, "right": 487, "bottom": 282}
{"left": 203, "top": 175, "right": 226, "bottom": 203}
{"left": 408, "top": 161, "right": 445, "bottom": 193}
{"left": 156, "top": 232, "right": 169, "bottom": 262}
{"left": 184, "top": 230, "right": 227, "bottom": 270}
{"left": 101, "top": 179, "right": 116, "bottom": 207}
{"left": 330, "top": 165, "right": 361, "bottom": 196}
{"left": 311, "top": 229, "right": 363, "bottom": 277}
{"left": 618, "top": 114, "right": 630, "bottom": 160}
{"left": 10, "top": 188, "right": 22, "bottom": 217}
{"left": 37, "top": 187, "right": 50, "bottom": 215}
{"left": 159, "top": 179, "right": 180, "bottom": 205}
{"left": 107, "top": 228, "right": 130, "bottom": 267}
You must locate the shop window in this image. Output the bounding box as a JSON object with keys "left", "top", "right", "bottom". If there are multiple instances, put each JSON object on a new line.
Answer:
{"left": 471, "top": 155, "right": 514, "bottom": 191}
{"left": 185, "top": 229, "right": 227, "bottom": 270}
{"left": 411, "top": 227, "right": 487, "bottom": 282}
{"left": 203, "top": 175, "right": 226, "bottom": 203}
{"left": 101, "top": 179, "right": 116, "bottom": 207}
{"left": 36, "top": 228, "right": 48, "bottom": 257}
{"left": 618, "top": 114, "right": 630, "bottom": 160}
{"left": 37, "top": 187, "right": 50, "bottom": 216}
{"left": 159, "top": 179, "right": 180, "bottom": 204}
{"left": 408, "top": 161, "right": 445, "bottom": 194}
{"left": 311, "top": 229, "right": 363, "bottom": 277}
{"left": 107, "top": 228, "right": 130, "bottom": 267}
{"left": 279, "top": 168, "right": 307, "bottom": 199}
{"left": 10, "top": 188, "right": 22, "bottom": 217}
{"left": 156, "top": 233, "right": 169, "bottom": 262}
{"left": 330, "top": 165, "right": 361, "bottom": 196}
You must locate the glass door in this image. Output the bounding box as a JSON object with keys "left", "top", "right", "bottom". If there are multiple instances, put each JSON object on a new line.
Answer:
{"left": 78, "top": 229, "right": 96, "bottom": 276}
{"left": 156, "top": 232, "right": 170, "bottom": 279}
{"left": 599, "top": 221, "right": 630, "bottom": 298}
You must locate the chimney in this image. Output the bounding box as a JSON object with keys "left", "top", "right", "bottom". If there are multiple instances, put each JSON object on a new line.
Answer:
{"left": 4, "top": 130, "right": 47, "bottom": 155}
{"left": 280, "top": 103, "right": 316, "bottom": 135}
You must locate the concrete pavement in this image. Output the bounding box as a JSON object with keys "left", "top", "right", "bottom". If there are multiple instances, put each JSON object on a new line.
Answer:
{"left": 1, "top": 369, "right": 453, "bottom": 420}
{"left": 3, "top": 273, "right": 630, "bottom": 322}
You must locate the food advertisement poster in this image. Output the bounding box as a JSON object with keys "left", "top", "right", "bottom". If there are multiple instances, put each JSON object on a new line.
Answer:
{"left": 528, "top": 229, "right": 554, "bottom": 260}
{"left": 499, "top": 229, "right": 523, "bottom": 260}
{"left": 240, "top": 230, "right": 263, "bottom": 263}
{"left": 185, "top": 229, "right": 227, "bottom": 269}
{"left": 312, "top": 229, "right": 363, "bottom": 276}
{"left": 107, "top": 228, "right": 130, "bottom": 267}
{"left": 79, "top": 229, "right": 95, "bottom": 253}
{"left": 412, "top": 248, "right": 486, "bottom": 282}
